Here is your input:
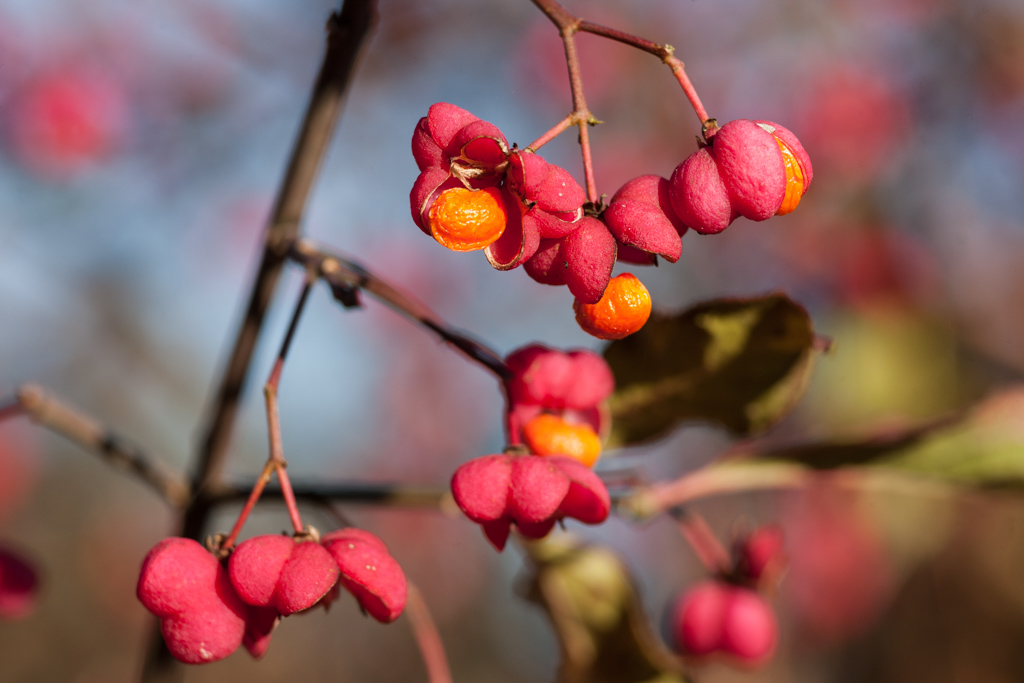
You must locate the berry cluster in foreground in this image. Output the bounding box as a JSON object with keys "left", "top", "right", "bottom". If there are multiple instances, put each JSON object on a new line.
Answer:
{"left": 137, "top": 529, "right": 406, "bottom": 664}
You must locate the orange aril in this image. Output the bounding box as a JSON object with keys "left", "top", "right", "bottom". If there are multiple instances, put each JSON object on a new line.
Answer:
{"left": 573, "top": 272, "right": 652, "bottom": 340}
{"left": 522, "top": 413, "right": 602, "bottom": 468}
{"left": 427, "top": 186, "right": 506, "bottom": 252}
{"left": 774, "top": 137, "right": 807, "bottom": 216}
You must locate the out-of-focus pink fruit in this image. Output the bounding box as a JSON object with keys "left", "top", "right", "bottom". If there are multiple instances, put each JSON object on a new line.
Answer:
{"left": 669, "top": 580, "right": 778, "bottom": 667}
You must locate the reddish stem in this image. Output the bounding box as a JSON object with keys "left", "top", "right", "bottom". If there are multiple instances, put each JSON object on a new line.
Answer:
{"left": 530, "top": 0, "right": 600, "bottom": 204}
{"left": 222, "top": 277, "right": 314, "bottom": 547}
{"left": 222, "top": 461, "right": 276, "bottom": 550}
{"left": 264, "top": 385, "right": 305, "bottom": 534}
{"left": 526, "top": 113, "right": 575, "bottom": 152}
{"left": 669, "top": 506, "right": 731, "bottom": 575}
{"left": 406, "top": 583, "right": 453, "bottom": 683}
{"left": 532, "top": 2, "right": 712, "bottom": 135}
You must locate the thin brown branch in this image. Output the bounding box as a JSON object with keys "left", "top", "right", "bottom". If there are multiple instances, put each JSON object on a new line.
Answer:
{"left": 190, "top": 0, "right": 378, "bottom": 500}
{"left": 289, "top": 238, "right": 511, "bottom": 381}
{"left": 142, "top": 3, "right": 378, "bottom": 681}
{"left": 11, "top": 384, "right": 189, "bottom": 508}
{"left": 211, "top": 481, "right": 449, "bottom": 508}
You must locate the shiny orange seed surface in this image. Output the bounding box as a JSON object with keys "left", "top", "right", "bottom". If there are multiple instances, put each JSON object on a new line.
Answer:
{"left": 522, "top": 413, "right": 602, "bottom": 468}
{"left": 427, "top": 186, "right": 507, "bottom": 252}
{"left": 774, "top": 137, "right": 807, "bottom": 216}
{"left": 573, "top": 272, "right": 652, "bottom": 341}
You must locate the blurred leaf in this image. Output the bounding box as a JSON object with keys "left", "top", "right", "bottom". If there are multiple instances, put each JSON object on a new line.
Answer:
{"left": 604, "top": 293, "right": 823, "bottom": 447}
{"left": 521, "top": 537, "right": 687, "bottom": 683}
{"left": 735, "top": 388, "right": 1024, "bottom": 488}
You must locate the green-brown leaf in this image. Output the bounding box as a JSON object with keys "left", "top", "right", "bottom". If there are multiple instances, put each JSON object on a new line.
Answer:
{"left": 605, "top": 293, "right": 823, "bottom": 447}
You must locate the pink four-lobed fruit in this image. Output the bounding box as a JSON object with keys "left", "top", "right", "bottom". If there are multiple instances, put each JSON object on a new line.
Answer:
{"left": 228, "top": 534, "right": 340, "bottom": 616}
{"left": 138, "top": 528, "right": 408, "bottom": 664}
{"left": 322, "top": 528, "right": 408, "bottom": 623}
{"left": 450, "top": 452, "right": 611, "bottom": 551}
{"left": 669, "top": 580, "right": 778, "bottom": 667}
{"left": 669, "top": 119, "right": 812, "bottom": 234}
{"left": 136, "top": 537, "right": 248, "bottom": 664}
{"left": 410, "top": 102, "right": 586, "bottom": 270}
{"left": 503, "top": 344, "right": 614, "bottom": 460}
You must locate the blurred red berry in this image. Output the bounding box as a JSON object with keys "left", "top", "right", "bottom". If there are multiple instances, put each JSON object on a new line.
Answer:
{"left": 669, "top": 580, "right": 778, "bottom": 667}
{"left": 0, "top": 545, "right": 39, "bottom": 620}
{"left": 7, "top": 65, "right": 129, "bottom": 179}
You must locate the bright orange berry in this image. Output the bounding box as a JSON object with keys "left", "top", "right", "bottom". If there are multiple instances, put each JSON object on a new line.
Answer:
{"left": 522, "top": 413, "right": 602, "bottom": 468}
{"left": 426, "top": 186, "right": 506, "bottom": 252}
{"left": 774, "top": 137, "right": 807, "bottom": 216}
{"left": 573, "top": 272, "right": 652, "bottom": 340}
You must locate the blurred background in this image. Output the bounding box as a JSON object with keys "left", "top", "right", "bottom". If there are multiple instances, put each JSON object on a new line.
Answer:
{"left": 1, "top": 0, "right": 1024, "bottom": 680}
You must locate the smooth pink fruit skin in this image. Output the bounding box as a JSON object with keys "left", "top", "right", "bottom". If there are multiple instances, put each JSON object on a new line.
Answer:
{"left": 328, "top": 539, "right": 408, "bottom": 623}
{"left": 669, "top": 147, "right": 735, "bottom": 234}
{"left": 242, "top": 605, "right": 280, "bottom": 659}
{"left": 451, "top": 454, "right": 512, "bottom": 522}
{"left": 508, "top": 150, "right": 550, "bottom": 198}
{"left": 531, "top": 207, "right": 580, "bottom": 239}
{"left": 138, "top": 538, "right": 247, "bottom": 664}
{"left": 273, "top": 541, "right": 339, "bottom": 616}
{"left": 616, "top": 243, "right": 658, "bottom": 265}
{"left": 321, "top": 528, "right": 390, "bottom": 555}
{"left": 138, "top": 538, "right": 222, "bottom": 616}
{"left": 610, "top": 175, "right": 689, "bottom": 236}
{"left": 602, "top": 199, "right": 682, "bottom": 262}
{"left": 720, "top": 589, "right": 778, "bottom": 664}
{"left": 227, "top": 534, "right": 293, "bottom": 608}
{"left": 711, "top": 119, "right": 786, "bottom": 221}
{"left": 563, "top": 350, "right": 614, "bottom": 409}
{"left": 409, "top": 166, "right": 454, "bottom": 234}
{"left": 481, "top": 519, "right": 513, "bottom": 551}
{"left": 514, "top": 518, "right": 557, "bottom": 539}
{"left": 159, "top": 580, "right": 247, "bottom": 665}
{"left": 411, "top": 116, "right": 443, "bottom": 171}
{"left": 505, "top": 345, "right": 573, "bottom": 407}
{"left": 447, "top": 119, "right": 508, "bottom": 164}
{"left": 752, "top": 120, "right": 813, "bottom": 188}
{"left": 550, "top": 457, "right": 610, "bottom": 524}
{"left": 425, "top": 102, "right": 478, "bottom": 151}
{"left": 485, "top": 189, "right": 539, "bottom": 271}
{"left": 603, "top": 175, "right": 686, "bottom": 261}
{"left": 560, "top": 216, "right": 617, "bottom": 304}
{"left": 0, "top": 546, "right": 39, "bottom": 619}
{"left": 509, "top": 456, "right": 570, "bottom": 524}
{"left": 524, "top": 238, "right": 568, "bottom": 285}
{"left": 673, "top": 581, "right": 729, "bottom": 656}
{"left": 531, "top": 164, "right": 586, "bottom": 214}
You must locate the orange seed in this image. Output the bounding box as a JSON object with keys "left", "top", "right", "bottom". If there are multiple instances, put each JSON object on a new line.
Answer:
{"left": 774, "top": 137, "right": 807, "bottom": 216}
{"left": 573, "top": 272, "right": 652, "bottom": 341}
{"left": 523, "top": 413, "right": 602, "bottom": 468}
{"left": 427, "top": 186, "right": 507, "bottom": 252}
